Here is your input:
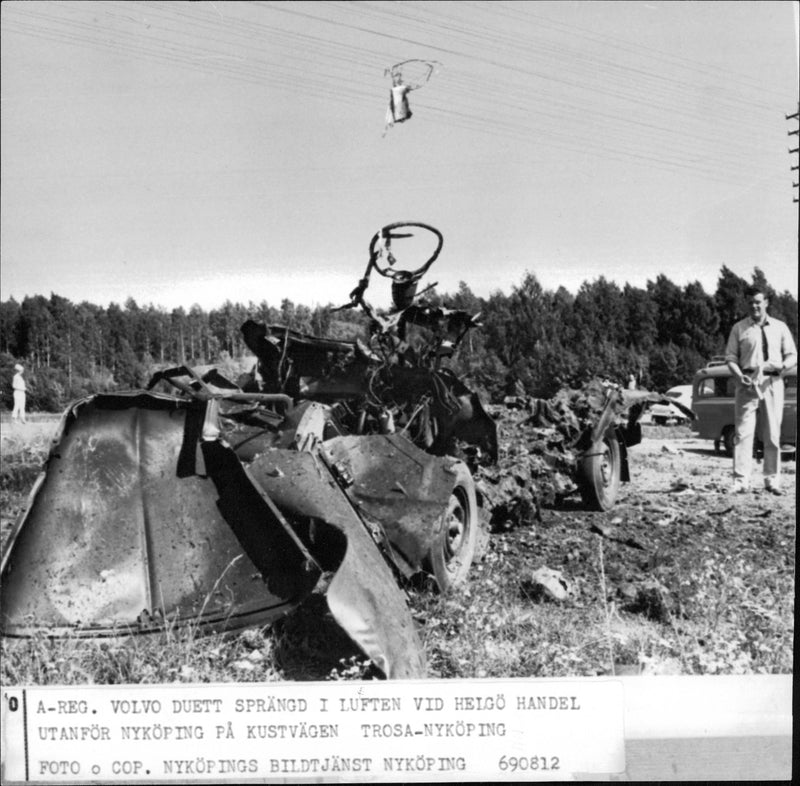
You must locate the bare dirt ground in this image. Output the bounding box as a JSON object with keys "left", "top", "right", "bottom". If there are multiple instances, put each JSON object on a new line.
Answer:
{"left": 0, "top": 413, "right": 61, "bottom": 443}
{"left": 516, "top": 427, "right": 797, "bottom": 673}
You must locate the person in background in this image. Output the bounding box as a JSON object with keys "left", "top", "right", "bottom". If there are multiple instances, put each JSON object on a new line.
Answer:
{"left": 11, "top": 363, "right": 27, "bottom": 424}
{"left": 627, "top": 373, "right": 637, "bottom": 390}
{"left": 724, "top": 285, "right": 797, "bottom": 495}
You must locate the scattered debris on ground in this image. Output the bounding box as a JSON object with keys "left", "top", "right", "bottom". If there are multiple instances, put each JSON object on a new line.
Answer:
{"left": 476, "top": 379, "right": 629, "bottom": 527}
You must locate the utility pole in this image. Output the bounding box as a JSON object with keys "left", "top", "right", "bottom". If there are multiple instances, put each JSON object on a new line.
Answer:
{"left": 788, "top": 105, "right": 799, "bottom": 203}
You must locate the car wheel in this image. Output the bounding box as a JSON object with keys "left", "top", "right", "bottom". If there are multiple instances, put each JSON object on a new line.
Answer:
{"left": 579, "top": 435, "right": 622, "bottom": 511}
{"left": 424, "top": 463, "right": 478, "bottom": 591}
{"left": 722, "top": 426, "right": 735, "bottom": 458}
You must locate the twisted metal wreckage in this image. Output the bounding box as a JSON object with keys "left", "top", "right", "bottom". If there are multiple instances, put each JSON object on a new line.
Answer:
{"left": 1, "top": 223, "right": 680, "bottom": 678}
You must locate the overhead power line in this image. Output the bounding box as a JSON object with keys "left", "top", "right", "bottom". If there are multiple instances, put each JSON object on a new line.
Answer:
{"left": 1, "top": 0, "right": 793, "bottom": 187}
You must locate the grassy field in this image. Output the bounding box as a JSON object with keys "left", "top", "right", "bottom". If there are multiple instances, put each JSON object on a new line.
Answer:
{"left": 1, "top": 415, "right": 794, "bottom": 684}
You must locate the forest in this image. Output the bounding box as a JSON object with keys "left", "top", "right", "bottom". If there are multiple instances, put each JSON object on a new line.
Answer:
{"left": 1, "top": 264, "right": 796, "bottom": 413}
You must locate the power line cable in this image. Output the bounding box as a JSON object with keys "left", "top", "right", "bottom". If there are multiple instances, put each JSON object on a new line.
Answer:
{"left": 1, "top": 1, "right": 783, "bottom": 185}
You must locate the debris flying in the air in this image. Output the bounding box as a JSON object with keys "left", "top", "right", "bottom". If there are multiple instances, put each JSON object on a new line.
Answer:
{"left": 383, "top": 60, "right": 441, "bottom": 136}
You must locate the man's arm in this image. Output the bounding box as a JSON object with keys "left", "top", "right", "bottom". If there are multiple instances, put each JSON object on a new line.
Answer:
{"left": 779, "top": 323, "right": 798, "bottom": 370}
{"left": 725, "top": 322, "right": 749, "bottom": 384}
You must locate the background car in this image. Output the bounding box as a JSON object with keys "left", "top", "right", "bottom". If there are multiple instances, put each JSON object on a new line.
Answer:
{"left": 649, "top": 384, "right": 694, "bottom": 425}
{"left": 692, "top": 363, "right": 797, "bottom": 457}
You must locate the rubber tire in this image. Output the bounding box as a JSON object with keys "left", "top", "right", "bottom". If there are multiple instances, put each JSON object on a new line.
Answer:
{"left": 579, "top": 435, "right": 622, "bottom": 512}
{"left": 721, "top": 426, "right": 735, "bottom": 458}
{"left": 424, "top": 463, "right": 478, "bottom": 591}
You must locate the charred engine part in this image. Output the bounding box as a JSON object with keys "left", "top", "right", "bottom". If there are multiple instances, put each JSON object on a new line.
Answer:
{"left": 237, "top": 222, "right": 496, "bottom": 467}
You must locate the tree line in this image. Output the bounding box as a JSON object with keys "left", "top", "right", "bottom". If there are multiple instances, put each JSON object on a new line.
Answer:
{"left": 1, "top": 264, "right": 796, "bottom": 413}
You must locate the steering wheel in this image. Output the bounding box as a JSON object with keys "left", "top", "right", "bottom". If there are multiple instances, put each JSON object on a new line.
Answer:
{"left": 368, "top": 222, "right": 443, "bottom": 282}
{"left": 340, "top": 222, "right": 444, "bottom": 313}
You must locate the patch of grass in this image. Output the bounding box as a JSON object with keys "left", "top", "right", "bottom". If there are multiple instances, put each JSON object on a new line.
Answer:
{"left": 1, "top": 430, "right": 53, "bottom": 555}
{"left": 1, "top": 428, "right": 52, "bottom": 496}
{"left": 668, "top": 554, "right": 794, "bottom": 675}
{"left": 1, "top": 439, "right": 49, "bottom": 466}
{"left": 2, "top": 627, "right": 278, "bottom": 686}
{"left": 411, "top": 533, "right": 683, "bottom": 679}
{"left": 0, "top": 588, "right": 387, "bottom": 686}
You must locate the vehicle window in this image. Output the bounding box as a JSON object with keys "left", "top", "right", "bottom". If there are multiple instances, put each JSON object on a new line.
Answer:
{"left": 695, "top": 376, "right": 736, "bottom": 398}
{"left": 696, "top": 378, "right": 716, "bottom": 397}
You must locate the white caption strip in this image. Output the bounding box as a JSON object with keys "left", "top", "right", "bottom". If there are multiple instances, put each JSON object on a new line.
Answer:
{"left": 1, "top": 679, "right": 624, "bottom": 783}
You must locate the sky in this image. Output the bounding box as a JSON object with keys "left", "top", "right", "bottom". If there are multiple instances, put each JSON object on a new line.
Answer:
{"left": 1, "top": 1, "right": 798, "bottom": 313}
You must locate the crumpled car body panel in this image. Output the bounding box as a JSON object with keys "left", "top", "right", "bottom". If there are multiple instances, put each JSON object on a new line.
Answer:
{"left": 245, "top": 448, "right": 426, "bottom": 678}
{"left": 0, "top": 393, "right": 427, "bottom": 678}
{"left": 0, "top": 394, "right": 319, "bottom": 635}
{"left": 323, "top": 434, "right": 463, "bottom": 575}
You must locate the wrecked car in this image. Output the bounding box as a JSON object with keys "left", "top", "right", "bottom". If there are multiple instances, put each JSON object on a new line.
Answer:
{"left": 0, "top": 222, "right": 645, "bottom": 679}
{"left": 0, "top": 223, "right": 493, "bottom": 679}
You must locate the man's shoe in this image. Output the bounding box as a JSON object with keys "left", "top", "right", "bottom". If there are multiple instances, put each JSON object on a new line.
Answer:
{"left": 731, "top": 480, "right": 750, "bottom": 494}
{"left": 765, "top": 485, "right": 783, "bottom": 496}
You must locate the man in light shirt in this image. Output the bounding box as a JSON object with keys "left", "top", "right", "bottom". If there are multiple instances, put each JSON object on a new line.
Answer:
{"left": 11, "top": 363, "right": 27, "bottom": 424}
{"left": 725, "top": 285, "right": 797, "bottom": 494}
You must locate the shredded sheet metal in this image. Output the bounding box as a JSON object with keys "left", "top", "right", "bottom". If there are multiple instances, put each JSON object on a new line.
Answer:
{"left": 249, "top": 448, "right": 426, "bottom": 679}
{"left": 0, "top": 394, "right": 318, "bottom": 636}
{"left": 1, "top": 393, "right": 426, "bottom": 678}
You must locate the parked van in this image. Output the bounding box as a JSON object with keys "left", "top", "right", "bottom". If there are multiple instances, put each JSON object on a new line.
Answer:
{"left": 691, "top": 362, "right": 797, "bottom": 456}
